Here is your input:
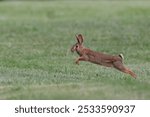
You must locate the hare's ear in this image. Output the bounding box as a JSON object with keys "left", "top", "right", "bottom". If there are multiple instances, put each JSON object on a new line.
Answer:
{"left": 76, "top": 34, "right": 84, "bottom": 44}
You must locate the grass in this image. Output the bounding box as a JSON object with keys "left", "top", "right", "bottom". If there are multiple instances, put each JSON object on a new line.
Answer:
{"left": 0, "top": 1, "right": 150, "bottom": 99}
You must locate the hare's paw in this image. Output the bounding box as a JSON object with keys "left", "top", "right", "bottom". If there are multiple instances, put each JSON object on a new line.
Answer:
{"left": 75, "top": 59, "right": 79, "bottom": 65}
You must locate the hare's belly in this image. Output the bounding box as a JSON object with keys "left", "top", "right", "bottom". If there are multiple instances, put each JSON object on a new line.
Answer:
{"left": 88, "top": 55, "right": 113, "bottom": 67}
{"left": 88, "top": 55, "right": 102, "bottom": 64}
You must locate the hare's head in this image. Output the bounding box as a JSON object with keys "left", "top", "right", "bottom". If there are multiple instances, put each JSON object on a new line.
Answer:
{"left": 71, "top": 34, "right": 84, "bottom": 53}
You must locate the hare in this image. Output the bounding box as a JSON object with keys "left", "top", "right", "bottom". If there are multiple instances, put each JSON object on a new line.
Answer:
{"left": 71, "top": 34, "right": 137, "bottom": 78}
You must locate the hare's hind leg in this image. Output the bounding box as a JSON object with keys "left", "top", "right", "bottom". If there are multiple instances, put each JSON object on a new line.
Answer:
{"left": 113, "top": 61, "right": 137, "bottom": 78}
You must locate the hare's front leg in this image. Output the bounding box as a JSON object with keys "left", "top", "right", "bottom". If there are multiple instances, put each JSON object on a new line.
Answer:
{"left": 75, "top": 56, "right": 87, "bottom": 65}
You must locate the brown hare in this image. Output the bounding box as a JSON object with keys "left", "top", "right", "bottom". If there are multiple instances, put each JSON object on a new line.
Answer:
{"left": 71, "top": 34, "right": 137, "bottom": 78}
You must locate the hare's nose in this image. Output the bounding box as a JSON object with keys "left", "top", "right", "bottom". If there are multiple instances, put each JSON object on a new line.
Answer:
{"left": 71, "top": 48, "right": 74, "bottom": 52}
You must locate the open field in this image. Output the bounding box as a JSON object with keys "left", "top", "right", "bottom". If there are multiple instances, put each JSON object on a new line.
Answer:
{"left": 0, "top": 1, "right": 150, "bottom": 99}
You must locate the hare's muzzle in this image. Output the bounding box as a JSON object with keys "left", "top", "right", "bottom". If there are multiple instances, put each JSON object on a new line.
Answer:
{"left": 71, "top": 45, "right": 75, "bottom": 53}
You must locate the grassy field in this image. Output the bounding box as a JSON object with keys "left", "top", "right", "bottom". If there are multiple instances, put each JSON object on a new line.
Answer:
{"left": 0, "top": 1, "right": 150, "bottom": 99}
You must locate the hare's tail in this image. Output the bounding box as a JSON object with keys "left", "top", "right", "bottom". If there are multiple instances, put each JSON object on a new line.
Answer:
{"left": 119, "top": 54, "right": 124, "bottom": 60}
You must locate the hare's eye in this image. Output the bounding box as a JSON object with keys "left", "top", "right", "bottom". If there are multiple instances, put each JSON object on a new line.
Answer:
{"left": 76, "top": 45, "right": 78, "bottom": 48}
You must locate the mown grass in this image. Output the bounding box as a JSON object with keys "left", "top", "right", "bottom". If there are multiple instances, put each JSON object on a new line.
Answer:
{"left": 0, "top": 1, "right": 150, "bottom": 99}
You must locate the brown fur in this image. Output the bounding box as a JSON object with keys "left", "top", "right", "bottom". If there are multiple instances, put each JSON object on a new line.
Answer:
{"left": 71, "top": 34, "right": 137, "bottom": 78}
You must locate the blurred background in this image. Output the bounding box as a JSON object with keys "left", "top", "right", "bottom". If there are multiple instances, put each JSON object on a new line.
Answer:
{"left": 0, "top": 0, "right": 150, "bottom": 99}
